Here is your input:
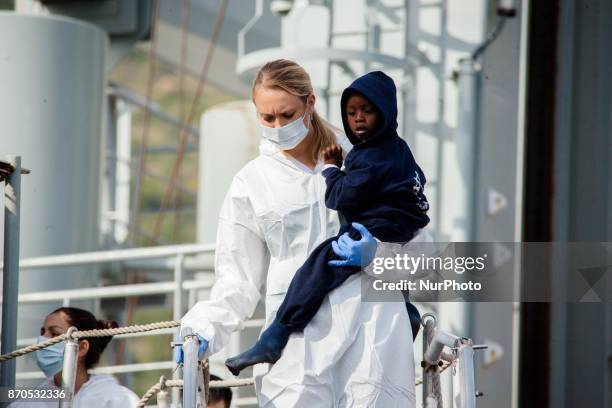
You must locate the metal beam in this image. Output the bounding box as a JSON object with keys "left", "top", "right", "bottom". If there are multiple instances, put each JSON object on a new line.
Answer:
{"left": 0, "top": 243, "right": 215, "bottom": 271}
{"left": 107, "top": 82, "right": 200, "bottom": 140}
{"left": 1, "top": 155, "right": 22, "bottom": 389}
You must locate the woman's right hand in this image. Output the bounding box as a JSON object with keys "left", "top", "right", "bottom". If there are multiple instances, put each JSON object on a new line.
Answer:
{"left": 322, "top": 144, "right": 343, "bottom": 167}
{"left": 174, "top": 334, "right": 209, "bottom": 364}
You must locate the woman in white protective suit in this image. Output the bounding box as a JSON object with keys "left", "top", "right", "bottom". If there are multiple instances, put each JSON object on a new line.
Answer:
{"left": 179, "top": 59, "right": 420, "bottom": 407}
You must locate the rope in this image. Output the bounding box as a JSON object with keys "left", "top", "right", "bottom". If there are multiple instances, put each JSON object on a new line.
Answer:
{"left": 136, "top": 383, "right": 161, "bottom": 407}
{"left": 209, "top": 378, "right": 255, "bottom": 388}
{"left": 136, "top": 363, "right": 451, "bottom": 407}
{"left": 415, "top": 359, "right": 453, "bottom": 387}
{"left": 73, "top": 321, "right": 180, "bottom": 339}
{"left": 424, "top": 320, "right": 445, "bottom": 407}
{"left": 0, "top": 335, "right": 67, "bottom": 362}
{"left": 3, "top": 315, "right": 457, "bottom": 405}
{"left": 136, "top": 379, "right": 184, "bottom": 408}
{"left": 0, "top": 320, "right": 180, "bottom": 362}
{"left": 136, "top": 377, "right": 255, "bottom": 407}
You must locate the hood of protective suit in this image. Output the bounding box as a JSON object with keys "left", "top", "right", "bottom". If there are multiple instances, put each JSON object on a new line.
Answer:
{"left": 340, "top": 71, "right": 398, "bottom": 147}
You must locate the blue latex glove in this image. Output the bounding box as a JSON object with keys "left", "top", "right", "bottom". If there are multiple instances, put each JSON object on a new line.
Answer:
{"left": 328, "top": 222, "right": 377, "bottom": 267}
{"left": 174, "top": 334, "right": 209, "bottom": 364}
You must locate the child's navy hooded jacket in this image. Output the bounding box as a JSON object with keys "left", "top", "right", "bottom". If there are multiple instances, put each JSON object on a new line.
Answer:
{"left": 261, "top": 71, "right": 430, "bottom": 335}
{"left": 322, "top": 71, "right": 430, "bottom": 242}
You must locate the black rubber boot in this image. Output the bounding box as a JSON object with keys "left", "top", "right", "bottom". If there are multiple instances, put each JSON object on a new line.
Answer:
{"left": 225, "top": 320, "right": 290, "bottom": 376}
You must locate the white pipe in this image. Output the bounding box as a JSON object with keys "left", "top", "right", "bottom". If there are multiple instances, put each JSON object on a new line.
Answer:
{"left": 114, "top": 99, "right": 132, "bottom": 244}
{"left": 59, "top": 327, "right": 79, "bottom": 408}
{"left": 453, "top": 340, "right": 476, "bottom": 408}
{"left": 0, "top": 243, "right": 215, "bottom": 271}
{"left": 456, "top": 58, "right": 480, "bottom": 239}
{"left": 424, "top": 330, "right": 459, "bottom": 365}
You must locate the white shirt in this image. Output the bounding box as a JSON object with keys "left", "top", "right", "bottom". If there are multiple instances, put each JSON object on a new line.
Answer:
{"left": 8, "top": 374, "right": 139, "bottom": 408}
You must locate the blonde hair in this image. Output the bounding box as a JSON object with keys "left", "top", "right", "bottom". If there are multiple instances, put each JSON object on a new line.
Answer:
{"left": 252, "top": 59, "right": 336, "bottom": 162}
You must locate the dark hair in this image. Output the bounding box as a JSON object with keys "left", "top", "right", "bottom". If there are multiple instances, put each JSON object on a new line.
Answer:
{"left": 50, "top": 307, "right": 118, "bottom": 369}
{"left": 208, "top": 374, "right": 232, "bottom": 407}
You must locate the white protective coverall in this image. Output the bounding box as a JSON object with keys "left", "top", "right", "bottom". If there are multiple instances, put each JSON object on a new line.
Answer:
{"left": 181, "top": 137, "right": 418, "bottom": 407}
{"left": 8, "top": 374, "right": 139, "bottom": 408}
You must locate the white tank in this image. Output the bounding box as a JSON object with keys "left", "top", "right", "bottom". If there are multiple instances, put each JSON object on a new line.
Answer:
{"left": 197, "top": 100, "right": 260, "bottom": 243}
{"left": 0, "top": 13, "right": 107, "bottom": 347}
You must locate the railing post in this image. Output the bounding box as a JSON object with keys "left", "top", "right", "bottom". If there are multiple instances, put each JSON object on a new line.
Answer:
{"left": 173, "top": 253, "right": 185, "bottom": 406}
{"left": 0, "top": 155, "right": 22, "bottom": 390}
{"left": 59, "top": 327, "right": 79, "bottom": 408}
{"left": 453, "top": 338, "right": 476, "bottom": 408}
{"left": 181, "top": 327, "right": 200, "bottom": 408}
{"left": 173, "top": 253, "right": 185, "bottom": 321}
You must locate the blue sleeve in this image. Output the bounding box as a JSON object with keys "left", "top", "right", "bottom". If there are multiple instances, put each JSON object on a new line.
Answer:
{"left": 322, "top": 157, "right": 381, "bottom": 212}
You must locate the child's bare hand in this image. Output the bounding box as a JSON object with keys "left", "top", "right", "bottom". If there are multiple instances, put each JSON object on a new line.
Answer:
{"left": 322, "top": 145, "right": 343, "bottom": 167}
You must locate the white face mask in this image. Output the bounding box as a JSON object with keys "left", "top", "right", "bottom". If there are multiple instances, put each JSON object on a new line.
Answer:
{"left": 260, "top": 113, "right": 310, "bottom": 150}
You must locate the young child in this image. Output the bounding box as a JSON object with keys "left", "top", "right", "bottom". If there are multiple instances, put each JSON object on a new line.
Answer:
{"left": 225, "top": 71, "right": 430, "bottom": 376}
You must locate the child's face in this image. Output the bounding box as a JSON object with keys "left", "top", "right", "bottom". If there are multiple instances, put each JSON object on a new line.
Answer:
{"left": 345, "top": 93, "right": 381, "bottom": 141}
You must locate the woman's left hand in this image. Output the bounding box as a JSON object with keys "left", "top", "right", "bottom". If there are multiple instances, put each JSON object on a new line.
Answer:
{"left": 328, "top": 222, "right": 377, "bottom": 267}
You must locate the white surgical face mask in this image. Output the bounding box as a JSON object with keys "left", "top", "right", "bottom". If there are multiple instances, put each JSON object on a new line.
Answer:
{"left": 35, "top": 336, "right": 65, "bottom": 378}
{"left": 260, "top": 113, "right": 310, "bottom": 150}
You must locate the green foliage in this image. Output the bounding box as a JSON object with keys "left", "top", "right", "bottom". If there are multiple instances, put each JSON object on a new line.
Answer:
{"left": 109, "top": 49, "right": 237, "bottom": 245}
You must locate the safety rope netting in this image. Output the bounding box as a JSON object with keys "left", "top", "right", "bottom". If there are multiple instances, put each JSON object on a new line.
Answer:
{"left": 0, "top": 320, "right": 181, "bottom": 362}
{"left": 0, "top": 319, "right": 257, "bottom": 406}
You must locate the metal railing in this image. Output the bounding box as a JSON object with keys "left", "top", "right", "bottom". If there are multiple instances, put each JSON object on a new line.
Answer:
{"left": 421, "top": 314, "right": 488, "bottom": 408}
{"left": 0, "top": 243, "right": 264, "bottom": 406}
{"left": 2, "top": 245, "right": 489, "bottom": 407}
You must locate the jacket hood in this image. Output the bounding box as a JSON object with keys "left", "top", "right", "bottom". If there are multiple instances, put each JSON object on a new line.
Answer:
{"left": 340, "top": 71, "right": 398, "bottom": 146}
